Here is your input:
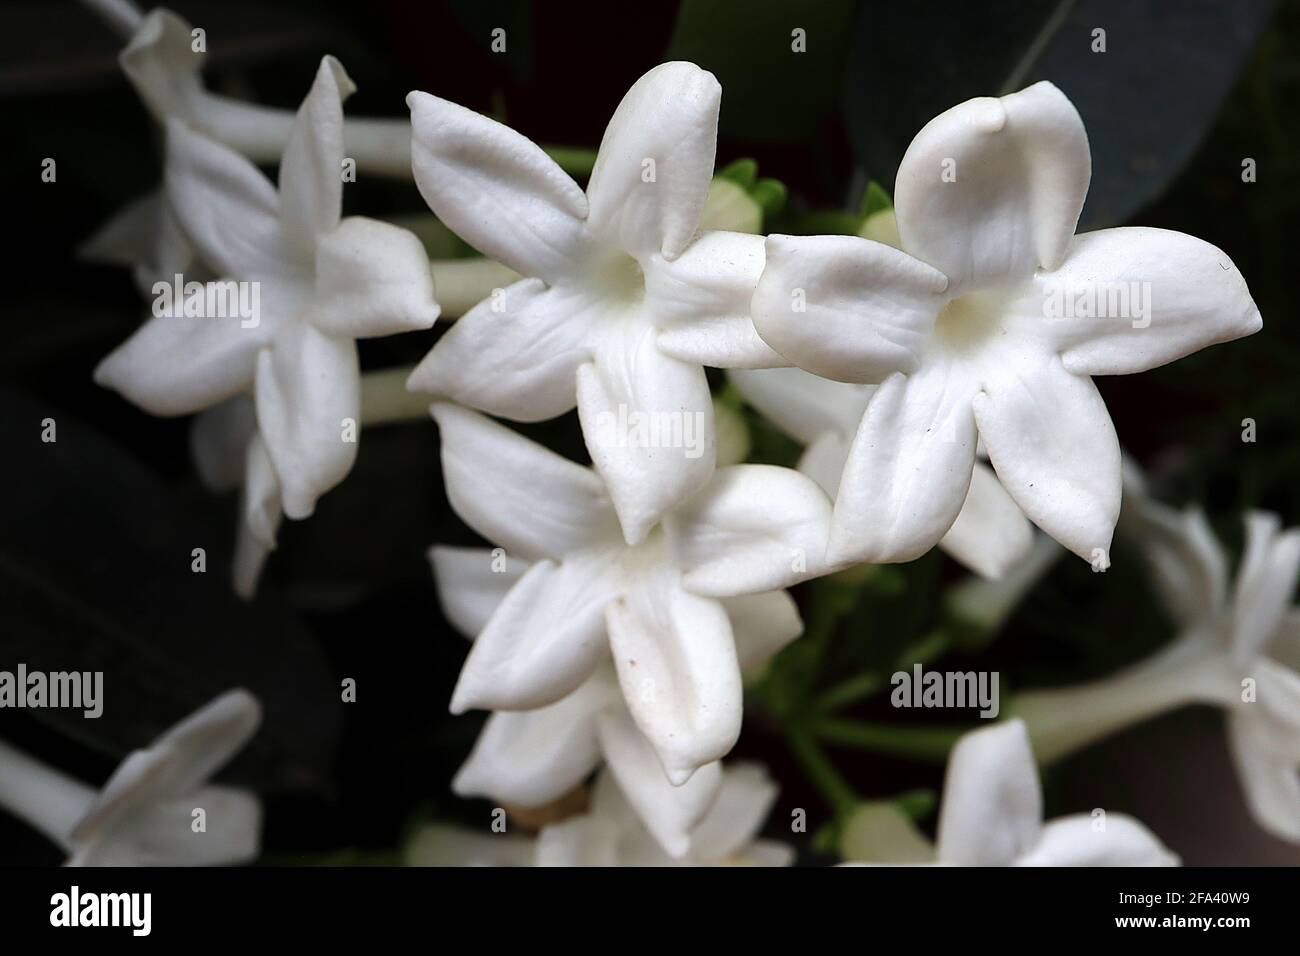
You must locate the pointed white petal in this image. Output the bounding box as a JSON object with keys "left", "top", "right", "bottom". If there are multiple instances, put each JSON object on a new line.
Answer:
{"left": 686, "top": 762, "right": 779, "bottom": 863}
{"left": 840, "top": 802, "right": 937, "bottom": 864}
{"left": 585, "top": 62, "right": 720, "bottom": 260}
{"left": 973, "top": 356, "right": 1120, "bottom": 564}
{"left": 190, "top": 396, "right": 257, "bottom": 492}
{"left": 935, "top": 720, "right": 1042, "bottom": 866}
{"left": 596, "top": 709, "right": 723, "bottom": 858}
{"left": 254, "top": 321, "right": 359, "bottom": 519}
{"left": 1232, "top": 513, "right": 1300, "bottom": 664}
{"left": 606, "top": 574, "right": 742, "bottom": 782}
{"left": 450, "top": 557, "right": 617, "bottom": 713}
{"left": 751, "top": 234, "right": 945, "bottom": 384}
{"left": 671, "top": 464, "right": 835, "bottom": 596}
{"left": 828, "top": 363, "right": 978, "bottom": 566}
{"left": 577, "top": 328, "right": 715, "bottom": 544}
{"left": 164, "top": 121, "right": 300, "bottom": 278}
{"left": 407, "top": 92, "right": 590, "bottom": 282}
{"left": 648, "top": 231, "right": 783, "bottom": 368}
{"left": 409, "top": 279, "right": 595, "bottom": 421}
{"left": 119, "top": 9, "right": 204, "bottom": 125}
{"left": 429, "top": 546, "right": 528, "bottom": 637}
{"left": 1226, "top": 711, "right": 1300, "bottom": 842}
{"left": 1015, "top": 814, "right": 1178, "bottom": 866}
{"left": 722, "top": 591, "right": 802, "bottom": 672}
{"left": 452, "top": 675, "right": 615, "bottom": 807}
{"left": 431, "top": 402, "right": 620, "bottom": 561}
{"left": 312, "top": 217, "right": 439, "bottom": 338}
{"left": 278, "top": 57, "right": 353, "bottom": 250}
{"left": 233, "top": 433, "right": 281, "bottom": 599}
{"left": 938, "top": 461, "right": 1034, "bottom": 579}
{"left": 894, "top": 81, "right": 1089, "bottom": 290}
{"left": 1028, "top": 228, "right": 1262, "bottom": 377}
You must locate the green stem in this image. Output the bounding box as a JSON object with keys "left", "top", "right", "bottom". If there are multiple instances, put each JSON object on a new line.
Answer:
{"left": 816, "top": 628, "right": 952, "bottom": 713}
{"left": 785, "top": 730, "right": 858, "bottom": 816}
{"left": 814, "top": 719, "right": 967, "bottom": 763}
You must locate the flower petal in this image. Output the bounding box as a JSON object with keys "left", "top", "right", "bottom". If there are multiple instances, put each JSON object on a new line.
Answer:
{"left": 606, "top": 574, "right": 742, "bottom": 783}
{"left": 312, "top": 217, "right": 440, "bottom": 338}
{"left": 452, "top": 674, "right": 615, "bottom": 807}
{"left": 277, "top": 57, "right": 353, "bottom": 250}
{"left": 406, "top": 825, "right": 536, "bottom": 867}
{"left": 94, "top": 291, "right": 274, "bottom": 417}
{"left": 1227, "top": 711, "right": 1300, "bottom": 842}
{"left": 973, "top": 356, "right": 1120, "bottom": 564}
{"left": 596, "top": 709, "right": 723, "bottom": 858}
{"left": 430, "top": 403, "right": 620, "bottom": 561}
{"left": 407, "top": 92, "right": 590, "bottom": 282}
{"left": 670, "top": 464, "right": 836, "bottom": 596}
{"left": 1232, "top": 512, "right": 1300, "bottom": 665}
{"left": 254, "top": 321, "right": 359, "bottom": 519}
{"left": 1026, "top": 228, "right": 1262, "bottom": 377}
{"left": 827, "top": 363, "right": 978, "bottom": 567}
{"left": 70, "top": 689, "right": 261, "bottom": 846}
{"left": 728, "top": 366, "right": 873, "bottom": 445}
{"left": 840, "top": 802, "right": 937, "bottom": 864}
{"left": 751, "top": 235, "right": 945, "bottom": 384}
{"left": 450, "top": 557, "right": 617, "bottom": 713}
{"left": 233, "top": 433, "right": 281, "bottom": 600}
{"left": 585, "top": 62, "right": 720, "bottom": 260}
{"left": 119, "top": 9, "right": 204, "bottom": 125}
{"left": 647, "top": 231, "right": 783, "bottom": 368}
{"left": 722, "top": 591, "right": 802, "bottom": 673}
{"left": 429, "top": 546, "right": 528, "bottom": 637}
{"left": 894, "top": 81, "right": 1089, "bottom": 290}
{"left": 164, "top": 121, "right": 300, "bottom": 279}
{"left": 409, "top": 279, "right": 595, "bottom": 421}
{"left": 190, "top": 396, "right": 257, "bottom": 492}
{"left": 938, "top": 462, "right": 1034, "bottom": 580}
{"left": 685, "top": 762, "right": 779, "bottom": 863}
{"left": 577, "top": 328, "right": 715, "bottom": 544}
{"left": 935, "top": 720, "right": 1042, "bottom": 866}
{"left": 1015, "top": 814, "right": 1178, "bottom": 866}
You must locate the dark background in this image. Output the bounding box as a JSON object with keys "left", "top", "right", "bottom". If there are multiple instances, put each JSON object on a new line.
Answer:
{"left": 1, "top": 0, "right": 1296, "bottom": 865}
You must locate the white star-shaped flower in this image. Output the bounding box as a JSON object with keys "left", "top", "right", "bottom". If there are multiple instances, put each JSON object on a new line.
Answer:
{"left": 95, "top": 55, "right": 439, "bottom": 521}
{"left": 0, "top": 690, "right": 262, "bottom": 866}
{"left": 841, "top": 720, "right": 1178, "bottom": 866}
{"left": 750, "top": 81, "right": 1261, "bottom": 568}
{"left": 1017, "top": 465, "right": 1300, "bottom": 842}
{"left": 431, "top": 533, "right": 801, "bottom": 857}
{"left": 407, "top": 763, "right": 792, "bottom": 867}
{"left": 406, "top": 62, "right": 788, "bottom": 544}
{"left": 428, "top": 403, "right": 830, "bottom": 793}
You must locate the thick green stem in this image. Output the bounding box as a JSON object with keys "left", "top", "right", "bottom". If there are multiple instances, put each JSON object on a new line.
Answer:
{"left": 816, "top": 628, "right": 952, "bottom": 713}
{"left": 360, "top": 367, "right": 427, "bottom": 426}
{"left": 785, "top": 730, "right": 858, "bottom": 816}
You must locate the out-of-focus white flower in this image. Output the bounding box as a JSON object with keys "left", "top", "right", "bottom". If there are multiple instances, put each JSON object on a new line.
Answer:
{"left": 841, "top": 720, "right": 1178, "bottom": 866}
{"left": 407, "top": 62, "right": 788, "bottom": 545}
{"left": 429, "top": 403, "right": 831, "bottom": 797}
{"left": 0, "top": 689, "right": 262, "bottom": 866}
{"left": 731, "top": 366, "right": 1032, "bottom": 579}
{"left": 431, "top": 521, "right": 800, "bottom": 856}
{"left": 95, "top": 56, "right": 438, "bottom": 520}
{"left": 751, "top": 82, "right": 1261, "bottom": 569}
{"left": 81, "top": 188, "right": 197, "bottom": 296}
{"left": 407, "top": 763, "right": 792, "bottom": 867}
{"left": 1014, "top": 467, "right": 1300, "bottom": 842}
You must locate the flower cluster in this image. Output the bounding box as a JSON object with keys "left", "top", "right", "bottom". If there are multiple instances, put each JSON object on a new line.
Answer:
{"left": 27, "top": 1, "right": 1281, "bottom": 868}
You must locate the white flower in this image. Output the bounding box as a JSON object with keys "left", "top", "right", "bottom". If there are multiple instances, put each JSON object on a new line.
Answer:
{"left": 731, "top": 366, "right": 1032, "bottom": 579}
{"left": 428, "top": 403, "right": 830, "bottom": 792}
{"left": 81, "top": 188, "right": 196, "bottom": 297}
{"left": 407, "top": 763, "right": 792, "bottom": 867}
{"left": 0, "top": 689, "right": 262, "bottom": 866}
{"left": 841, "top": 720, "right": 1178, "bottom": 866}
{"left": 94, "top": 55, "right": 439, "bottom": 520}
{"left": 406, "top": 62, "right": 788, "bottom": 544}
{"left": 432, "top": 532, "right": 800, "bottom": 856}
{"left": 1014, "top": 467, "right": 1300, "bottom": 842}
{"left": 750, "top": 81, "right": 1261, "bottom": 568}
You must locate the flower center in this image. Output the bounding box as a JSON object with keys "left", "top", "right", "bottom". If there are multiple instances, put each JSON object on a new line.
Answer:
{"left": 592, "top": 251, "right": 647, "bottom": 307}
{"left": 933, "top": 290, "right": 1006, "bottom": 356}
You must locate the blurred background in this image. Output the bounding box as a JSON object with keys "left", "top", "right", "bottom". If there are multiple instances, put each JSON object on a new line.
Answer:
{"left": 1, "top": 0, "right": 1296, "bottom": 865}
